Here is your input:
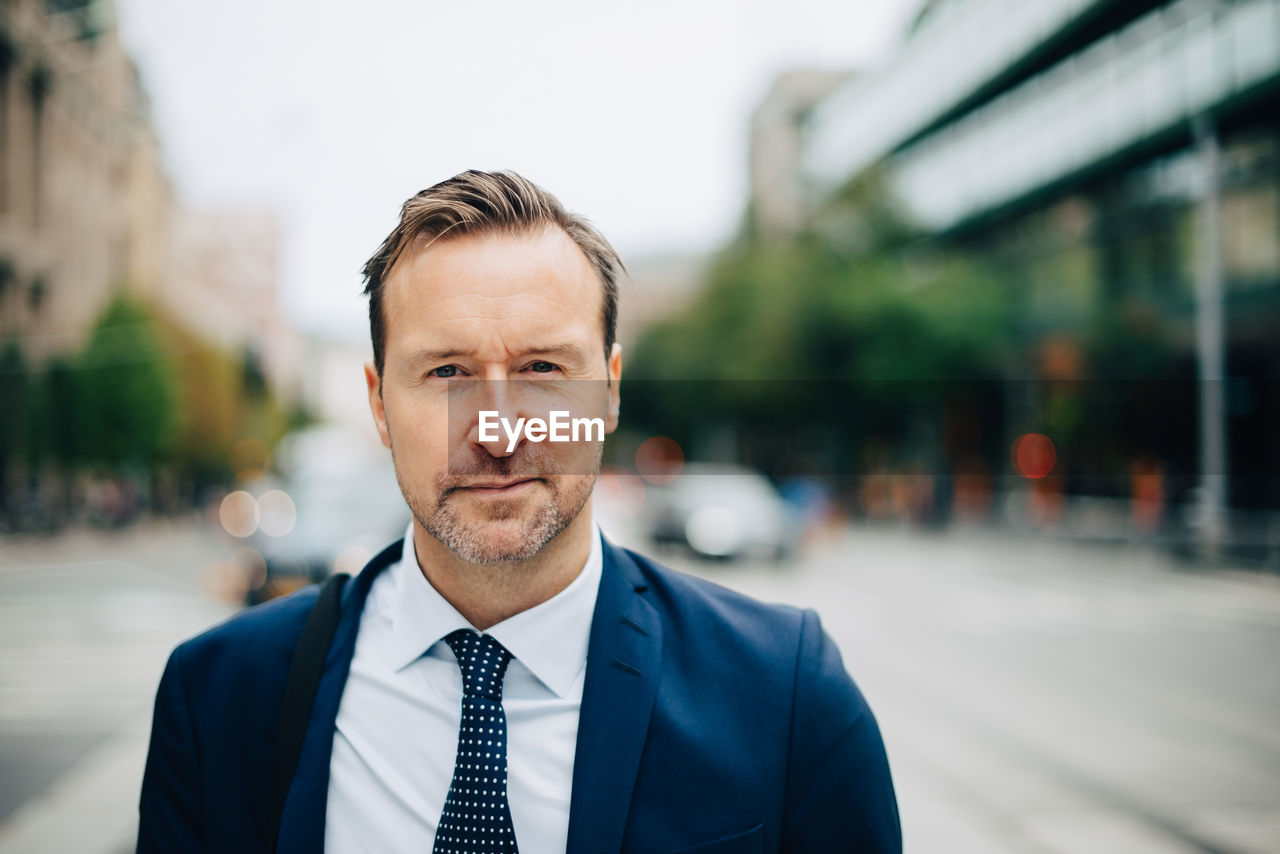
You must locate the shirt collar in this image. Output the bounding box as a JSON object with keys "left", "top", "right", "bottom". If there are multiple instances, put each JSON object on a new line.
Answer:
{"left": 386, "top": 519, "right": 603, "bottom": 699}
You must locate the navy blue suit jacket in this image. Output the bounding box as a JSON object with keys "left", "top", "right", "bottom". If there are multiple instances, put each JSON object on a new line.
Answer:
{"left": 138, "top": 537, "right": 900, "bottom": 853}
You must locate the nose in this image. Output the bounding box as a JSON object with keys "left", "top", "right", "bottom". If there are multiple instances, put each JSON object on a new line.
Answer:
{"left": 467, "top": 380, "right": 521, "bottom": 458}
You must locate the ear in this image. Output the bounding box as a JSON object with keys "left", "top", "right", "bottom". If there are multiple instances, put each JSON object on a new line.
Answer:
{"left": 365, "top": 361, "right": 392, "bottom": 448}
{"left": 604, "top": 342, "right": 622, "bottom": 434}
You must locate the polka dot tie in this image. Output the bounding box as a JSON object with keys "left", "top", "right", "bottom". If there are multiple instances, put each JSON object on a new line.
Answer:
{"left": 433, "top": 629, "right": 519, "bottom": 854}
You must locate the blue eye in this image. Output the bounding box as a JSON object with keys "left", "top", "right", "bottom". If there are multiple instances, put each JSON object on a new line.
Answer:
{"left": 429, "top": 365, "right": 459, "bottom": 378}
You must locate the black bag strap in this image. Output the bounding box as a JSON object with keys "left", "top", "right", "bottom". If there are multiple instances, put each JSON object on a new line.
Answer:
{"left": 269, "top": 572, "right": 349, "bottom": 851}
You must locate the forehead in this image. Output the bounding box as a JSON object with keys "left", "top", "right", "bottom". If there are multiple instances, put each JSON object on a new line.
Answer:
{"left": 382, "top": 226, "right": 604, "bottom": 357}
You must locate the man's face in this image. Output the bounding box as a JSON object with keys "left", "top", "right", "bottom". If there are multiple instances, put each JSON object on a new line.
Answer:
{"left": 365, "top": 226, "right": 621, "bottom": 563}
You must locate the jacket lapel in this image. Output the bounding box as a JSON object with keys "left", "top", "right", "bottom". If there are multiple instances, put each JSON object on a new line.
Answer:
{"left": 566, "top": 539, "right": 663, "bottom": 854}
{"left": 273, "top": 536, "right": 665, "bottom": 853}
{"left": 274, "top": 539, "right": 402, "bottom": 854}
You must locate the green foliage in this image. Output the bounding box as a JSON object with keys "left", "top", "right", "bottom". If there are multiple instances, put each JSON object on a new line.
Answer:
{"left": 626, "top": 175, "right": 1018, "bottom": 474}
{"left": 0, "top": 342, "right": 31, "bottom": 502}
{"left": 630, "top": 233, "right": 1014, "bottom": 396}
{"left": 155, "top": 317, "right": 242, "bottom": 481}
{"left": 152, "top": 320, "right": 297, "bottom": 484}
{"left": 634, "top": 239, "right": 1013, "bottom": 382}
{"left": 28, "top": 357, "right": 81, "bottom": 469}
{"left": 4, "top": 290, "right": 306, "bottom": 526}
{"left": 74, "top": 294, "right": 179, "bottom": 467}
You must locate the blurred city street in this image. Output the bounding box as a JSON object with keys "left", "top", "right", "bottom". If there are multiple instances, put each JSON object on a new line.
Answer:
{"left": 1, "top": 514, "right": 1278, "bottom": 853}
{"left": 627, "top": 520, "right": 1280, "bottom": 854}
{"left": 2, "top": 0, "right": 1279, "bottom": 851}
{"left": 0, "top": 521, "right": 234, "bottom": 854}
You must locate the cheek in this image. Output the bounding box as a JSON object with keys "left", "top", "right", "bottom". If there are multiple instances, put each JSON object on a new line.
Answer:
{"left": 385, "top": 395, "right": 454, "bottom": 470}
{"left": 549, "top": 435, "right": 605, "bottom": 478}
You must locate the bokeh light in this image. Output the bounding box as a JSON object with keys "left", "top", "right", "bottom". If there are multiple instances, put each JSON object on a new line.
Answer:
{"left": 636, "top": 436, "right": 685, "bottom": 485}
{"left": 334, "top": 544, "right": 374, "bottom": 576}
{"left": 218, "top": 490, "right": 260, "bottom": 538}
{"left": 1012, "top": 433, "right": 1057, "bottom": 479}
{"left": 257, "top": 489, "right": 297, "bottom": 537}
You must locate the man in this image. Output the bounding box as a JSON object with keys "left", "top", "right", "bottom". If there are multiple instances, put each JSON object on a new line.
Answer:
{"left": 138, "top": 170, "right": 900, "bottom": 853}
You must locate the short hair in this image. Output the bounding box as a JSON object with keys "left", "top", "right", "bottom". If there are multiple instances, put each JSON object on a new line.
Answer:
{"left": 361, "top": 170, "right": 623, "bottom": 377}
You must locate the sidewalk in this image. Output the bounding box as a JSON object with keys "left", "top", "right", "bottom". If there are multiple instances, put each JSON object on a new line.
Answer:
{"left": 0, "top": 717, "right": 152, "bottom": 854}
{"left": 0, "top": 518, "right": 236, "bottom": 854}
{"left": 0, "top": 514, "right": 227, "bottom": 588}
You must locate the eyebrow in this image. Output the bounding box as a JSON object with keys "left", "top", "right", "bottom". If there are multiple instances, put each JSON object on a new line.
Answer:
{"left": 520, "top": 344, "right": 590, "bottom": 363}
{"left": 402, "top": 348, "right": 469, "bottom": 370}
{"left": 402, "top": 344, "right": 588, "bottom": 368}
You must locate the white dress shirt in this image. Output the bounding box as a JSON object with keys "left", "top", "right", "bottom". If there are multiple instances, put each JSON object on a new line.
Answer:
{"left": 325, "top": 521, "right": 603, "bottom": 853}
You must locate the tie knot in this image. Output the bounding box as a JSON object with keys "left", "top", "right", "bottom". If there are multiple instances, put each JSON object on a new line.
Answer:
{"left": 444, "top": 629, "right": 512, "bottom": 700}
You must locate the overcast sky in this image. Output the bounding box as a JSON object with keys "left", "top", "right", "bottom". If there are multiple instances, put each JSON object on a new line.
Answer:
{"left": 115, "top": 0, "right": 919, "bottom": 342}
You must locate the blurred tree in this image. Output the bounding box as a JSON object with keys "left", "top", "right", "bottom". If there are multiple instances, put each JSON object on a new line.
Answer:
{"left": 30, "top": 356, "right": 81, "bottom": 496}
{"left": 629, "top": 174, "right": 1015, "bottom": 479}
{"left": 154, "top": 321, "right": 303, "bottom": 488}
{"left": 155, "top": 316, "right": 242, "bottom": 485}
{"left": 0, "top": 342, "right": 30, "bottom": 518}
{"left": 5, "top": 293, "right": 308, "bottom": 528}
{"left": 1072, "top": 296, "right": 1185, "bottom": 495}
{"left": 74, "top": 294, "right": 179, "bottom": 468}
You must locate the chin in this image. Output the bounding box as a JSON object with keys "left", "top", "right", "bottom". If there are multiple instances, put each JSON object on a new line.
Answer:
{"left": 467, "top": 518, "right": 538, "bottom": 547}
{"left": 451, "top": 532, "right": 549, "bottom": 564}
{"left": 431, "top": 511, "right": 567, "bottom": 564}
{"left": 416, "top": 477, "right": 588, "bottom": 564}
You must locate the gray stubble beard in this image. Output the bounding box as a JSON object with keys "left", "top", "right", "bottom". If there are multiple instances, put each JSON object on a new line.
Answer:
{"left": 387, "top": 417, "right": 603, "bottom": 563}
{"left": 395, "top": 465, "right": 598, "bottom": 565}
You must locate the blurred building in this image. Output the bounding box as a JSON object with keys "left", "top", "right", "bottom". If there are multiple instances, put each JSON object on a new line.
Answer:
{"left": 804, "top": 0, "right": 1280, "bottom": 539}
{"left": 0, "top": 0, "right": 173, "bottom": 361}
{"left": 294, "top": 333, "right": 379, "bottom": 439}
{"left": 0, "top": 0, "right": 302, "bottom": 391}
{"left": 749, "top": 69, "right": 852, "bottom": 241}
{"left": 169, "top": 209, "right": 300, "bottom": 400}
{"left": 617, "top": 253, "right": 707, "bottom": 354}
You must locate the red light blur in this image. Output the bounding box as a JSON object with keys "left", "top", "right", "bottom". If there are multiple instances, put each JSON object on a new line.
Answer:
{"left": 635, "top": 436, "right": 684, "bottom": 485}
{"left": 1012, "top": 433, "right": 1056, "bottom": 479}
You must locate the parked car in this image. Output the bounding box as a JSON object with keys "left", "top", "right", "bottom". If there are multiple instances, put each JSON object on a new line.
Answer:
{"left": 642, "top": 463, "right": 799, "bottom": 561}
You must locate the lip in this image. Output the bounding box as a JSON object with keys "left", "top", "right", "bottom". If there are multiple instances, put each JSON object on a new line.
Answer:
{"left": 455, "top": 478, "right": 540, "bottom": 495}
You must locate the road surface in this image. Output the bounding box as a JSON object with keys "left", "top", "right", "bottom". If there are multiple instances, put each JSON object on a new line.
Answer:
{"left": 652, "top": 523, "right": 1280, "bottom": 854}
{"left": 0, "top": 521, "right": 235, "bottom": 854}
{"left": 1, "top": 516, "right": 1278, "bottom": 853}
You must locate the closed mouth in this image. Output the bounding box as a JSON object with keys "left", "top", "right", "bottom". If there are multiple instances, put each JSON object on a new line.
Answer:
{"left": 455, "top": 478, "right": 541, "bottom": 493}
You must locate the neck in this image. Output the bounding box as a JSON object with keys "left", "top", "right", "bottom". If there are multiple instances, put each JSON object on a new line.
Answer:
{"left": 412, "top": 505, "right": 594, "bottom": 631}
